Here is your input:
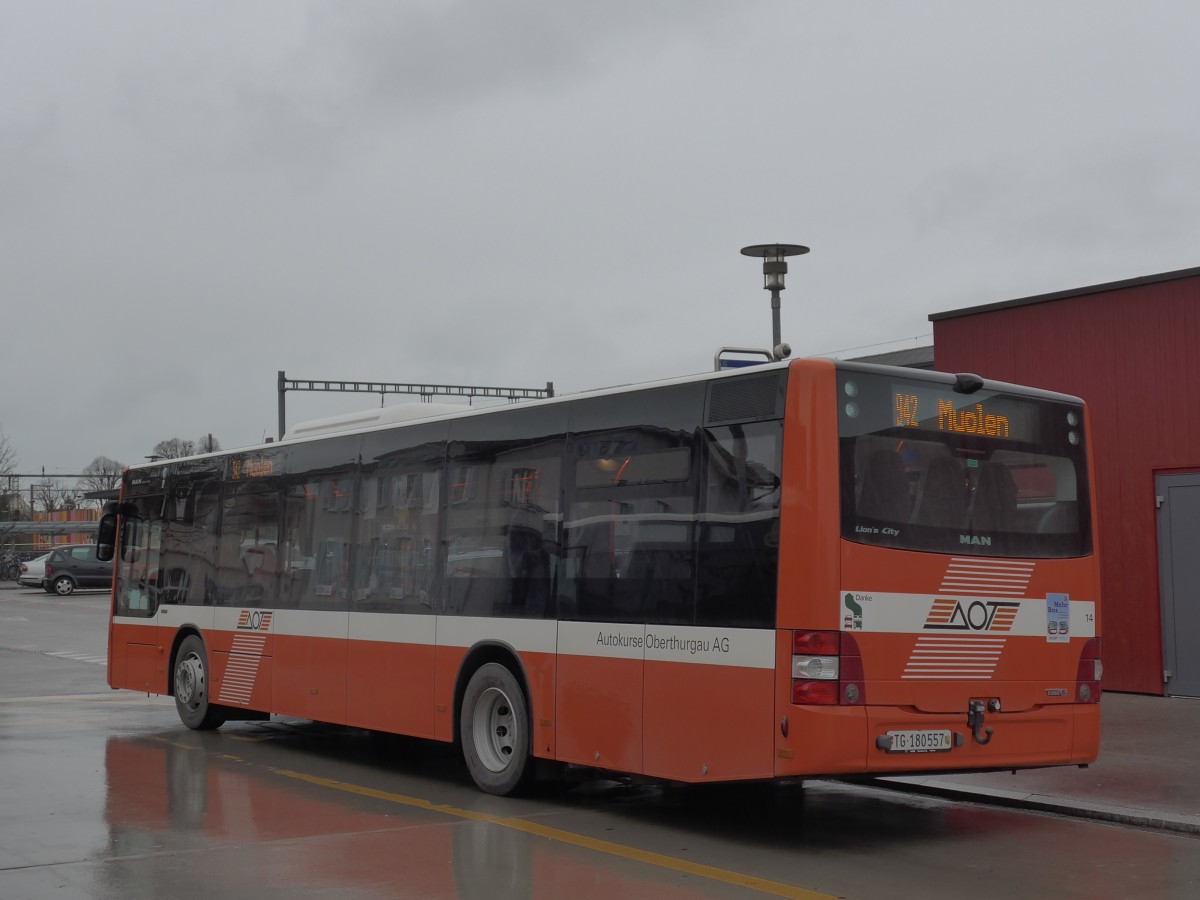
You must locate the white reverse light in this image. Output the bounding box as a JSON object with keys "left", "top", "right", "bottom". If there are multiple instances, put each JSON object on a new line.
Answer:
{"left": 792, "top": 656, "right": 840, "bottom": 680}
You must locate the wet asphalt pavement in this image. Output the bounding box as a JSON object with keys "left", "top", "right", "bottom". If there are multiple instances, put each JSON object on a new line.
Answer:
{"left": 3, "top": 583, "right": 1198, "bottom": 900}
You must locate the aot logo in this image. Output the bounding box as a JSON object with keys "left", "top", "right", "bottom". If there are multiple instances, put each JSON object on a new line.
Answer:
{"left": 236, "top": 610, "right": 274, "bottom": 632}
{"left": 924, "top": 598, "right": 1019, "bottom": 632}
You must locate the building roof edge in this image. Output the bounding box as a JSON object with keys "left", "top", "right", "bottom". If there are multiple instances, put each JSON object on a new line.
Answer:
{"left": 929, "top": 265, "right": 1200, "bottom": 322}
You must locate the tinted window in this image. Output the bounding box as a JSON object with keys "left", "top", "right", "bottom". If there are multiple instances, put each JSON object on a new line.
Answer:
{"left": 157, "top": 479, "right": 220, "bottom": 605}
{"left": 443, "top": 406, "right": 567, "bottom": 619}
{"left": 562, "top": 382, "right": 705, "bottom": 625}
{"left": 838, "top": 368, "right": 1091, "bottom": 558}
{"left": 115, "top": 498, "right": 163, "bottom": 616}
{"left": 696, "top": 421, "right": 782, "bottom": 627}
{"left": 354, "top": 431, "right": 446, "bottom": 614}
{"left": 215, "top": 481, "right": 281, "bottom": 607}
{"left": 575, "top": 447, "right": 689, "bottom": 487}
{"left": 568, "top": 383, "right": 705, "bottom": 435}
{"left": 566, "top": 491, "right": 696, "bottom": 625}
{"left": 283, "top": 472, "right": 354, "bottom": 610}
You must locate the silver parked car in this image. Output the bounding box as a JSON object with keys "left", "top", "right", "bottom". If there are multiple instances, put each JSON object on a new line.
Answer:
{"left": 19, "top": 553, "right": 50, "bottom": 588}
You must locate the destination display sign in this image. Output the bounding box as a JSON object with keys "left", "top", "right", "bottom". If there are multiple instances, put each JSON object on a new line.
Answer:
{"left": 230, "top": 455, "right": 276, "bottom": 481}
{"left": 837, "top": 370, "right": 1052, "bottom": 445}
{"left": 891, "top": 384, "right": 1038, "bottom": 443}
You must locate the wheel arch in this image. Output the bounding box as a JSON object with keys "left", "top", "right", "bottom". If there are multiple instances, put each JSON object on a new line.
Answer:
{"left": 452, "top": 641, "right": 532, "bottom": 747}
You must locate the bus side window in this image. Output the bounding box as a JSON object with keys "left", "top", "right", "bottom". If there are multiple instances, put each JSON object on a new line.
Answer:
{"left": 444, "top": 451, "right": 560, "bottom": 620}
{"left": 215, "top": 482, "right": 281, "bottom": 608}
{"left": 118, "top": 513, "right": 161, "bottom": 616}
{"left": 295, "top": 474, "right": 355, "bottom": 611}
{"left": 566, "top": 433, "right": 698, "bottom": 626}
{"left": 696, "top": 421, "right": 782, "bottom": 628}
{"left": 159, "top": 480, "right": 219, "bottom": 606}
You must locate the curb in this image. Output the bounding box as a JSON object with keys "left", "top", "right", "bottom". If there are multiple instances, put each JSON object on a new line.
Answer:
{"left": 867, "top": 776, "right": 1200, "bottom": 836}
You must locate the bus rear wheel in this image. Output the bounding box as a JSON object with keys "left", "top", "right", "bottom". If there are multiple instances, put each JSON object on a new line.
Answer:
{"left": 174, "top": 635, "right": 226, "bottom": 730}
{"left": 460, "top": 663, "right": 533, "bottom": 796}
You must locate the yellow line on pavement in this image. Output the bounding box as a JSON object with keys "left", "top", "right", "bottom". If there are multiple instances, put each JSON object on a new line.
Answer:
{"left": 493, "top": 815, "right": 834, "bottom": 899}
{"left": 273, "top": 768, "right": 834, "bottom": 900}
{"left": 274, "top": 769, "right": 499, "bottom": 822}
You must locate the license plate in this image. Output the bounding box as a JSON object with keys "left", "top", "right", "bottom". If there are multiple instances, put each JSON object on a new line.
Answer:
{"left": 885, "top": 729, "right": 952, "bottom": 753}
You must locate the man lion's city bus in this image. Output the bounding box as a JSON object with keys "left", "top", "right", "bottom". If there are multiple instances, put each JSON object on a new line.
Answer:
{"left": 99, "top": 359, "right": 1100, "bottom": 795}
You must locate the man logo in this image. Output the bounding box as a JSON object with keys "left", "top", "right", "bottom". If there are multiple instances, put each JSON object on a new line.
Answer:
{"left": 924, "top": 598, "right": 1018, "bottom": 632}
{"left": 960, "top": 534, "right": 992, "bottom": 547}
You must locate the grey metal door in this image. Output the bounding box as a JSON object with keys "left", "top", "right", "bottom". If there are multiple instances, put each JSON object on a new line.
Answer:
{"left": 1156, "top": 473, "right": 1200, "bottom": 697}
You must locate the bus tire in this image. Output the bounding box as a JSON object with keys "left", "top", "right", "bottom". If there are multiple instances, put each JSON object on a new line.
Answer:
{"left": 460, "top": 662, "right": 533, "bottom": 796}
{"left": 174, "top": 635, "right": 226, "bottom": 730}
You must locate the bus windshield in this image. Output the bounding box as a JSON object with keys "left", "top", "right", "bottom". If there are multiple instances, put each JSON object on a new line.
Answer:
{"left": 837, "top": 368, "right": 1091, "bottom": 558}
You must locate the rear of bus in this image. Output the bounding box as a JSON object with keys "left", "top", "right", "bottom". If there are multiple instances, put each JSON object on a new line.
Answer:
{"left": 775, "top": 360, "right": 1100, "bottom": 776}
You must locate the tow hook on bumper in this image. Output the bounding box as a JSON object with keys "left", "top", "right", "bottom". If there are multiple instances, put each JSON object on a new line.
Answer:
{"left": 968, "top": 698, "right": 997, "bottom": 746}
{"left": 873, "top": 698, "right": 1001, "bottom": 752}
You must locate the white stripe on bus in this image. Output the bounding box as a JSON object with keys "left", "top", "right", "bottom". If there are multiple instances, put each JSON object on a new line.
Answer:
{"left": 116, "top": 609, "right": 777, "bottom": 669}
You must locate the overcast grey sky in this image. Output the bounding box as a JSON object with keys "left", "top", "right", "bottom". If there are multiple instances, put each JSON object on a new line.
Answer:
{"left": 3, "top": 1, "right": 1198, "bottom": 476}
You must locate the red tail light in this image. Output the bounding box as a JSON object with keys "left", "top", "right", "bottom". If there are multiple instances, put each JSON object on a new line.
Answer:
{"left": 45, "top": 562, "right": 54, "bottom": 577}
{"left": 793, "top": 631, "right": 839, "bottom": 655}
{"left": 1076, "top": 638, "right": 1102, "bottom": 703}
{"left": 790, "top": 631, "right": 867, "bottom": 706}
{"left": 792, "top": 680, "right": 839, "bottom": 704}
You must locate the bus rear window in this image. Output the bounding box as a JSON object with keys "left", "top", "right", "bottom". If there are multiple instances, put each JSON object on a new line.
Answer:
{"left": 837, "top": 369, "right": 1091, "bottom": 558}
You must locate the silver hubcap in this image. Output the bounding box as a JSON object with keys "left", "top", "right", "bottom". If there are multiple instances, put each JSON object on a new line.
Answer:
{"left": 471, "top": 686, "right": 517, "bottom": 773}
{"left": 176, "top": 653, "right": 205, "bottom": 708}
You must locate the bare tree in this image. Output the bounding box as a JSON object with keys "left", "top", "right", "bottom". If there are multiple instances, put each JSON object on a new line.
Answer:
{"left": 152, "top": 435, "right": 222, "bottom": 459}
{"left": 151, "top": 437, "right": 197, "bottom": 459}
{"left": 0, "top": 426, "right": 17, "bottom": 521}
{"left": 81, "top": 456, "right": 126, "bottom": 501}
{"left": 0, "top": 424, "right": 16, "bottom": 476}
{"left": 32, "top": 478, "right": 81, "bottom": 513}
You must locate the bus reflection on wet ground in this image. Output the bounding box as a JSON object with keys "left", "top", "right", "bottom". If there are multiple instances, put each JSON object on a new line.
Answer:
{"left": 2, "top": 697, "right": 1195, "bottom": 900}
{"left": 95, "top": 723, "right": 1196, "bottom": 900}
{"left": 98, "top": 729, "right": 748, "bottom": 900}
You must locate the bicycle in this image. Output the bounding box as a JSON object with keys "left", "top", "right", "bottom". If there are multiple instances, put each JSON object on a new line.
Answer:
{"left": 1, "top": 552, "right": 21, "bottom": 581}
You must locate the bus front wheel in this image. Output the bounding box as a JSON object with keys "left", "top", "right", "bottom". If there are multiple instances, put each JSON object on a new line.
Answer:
{"left": 174, "top": 635, "right": 226, "bottom": 730}
{"left": 460, "top": 663, "right": 533, "bottom": 796}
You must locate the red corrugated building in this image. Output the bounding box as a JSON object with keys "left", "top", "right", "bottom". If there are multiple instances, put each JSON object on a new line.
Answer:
{"left": 930, "top": 266, "right": 1200, "bottom": 695}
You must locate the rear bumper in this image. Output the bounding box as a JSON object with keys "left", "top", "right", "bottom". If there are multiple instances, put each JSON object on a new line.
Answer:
{"left": 775, "top": 703, "right": 1100, "bottom": 777}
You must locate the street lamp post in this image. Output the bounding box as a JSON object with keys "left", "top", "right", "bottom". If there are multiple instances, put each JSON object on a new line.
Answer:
{"left": 740, "top": 243, "right": 810, "bottom": 360}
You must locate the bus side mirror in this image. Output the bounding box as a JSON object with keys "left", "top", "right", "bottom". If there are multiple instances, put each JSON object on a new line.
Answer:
{"left": 97, "top": 510, "right": 118, "bottom": 562}
{"left": 98, "top": 500, "right": 140, "bottom": 563}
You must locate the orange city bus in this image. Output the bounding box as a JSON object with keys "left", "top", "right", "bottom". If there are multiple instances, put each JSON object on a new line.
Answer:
{"left": 99, "top": 359, "right": 1101, "bottom": 795}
